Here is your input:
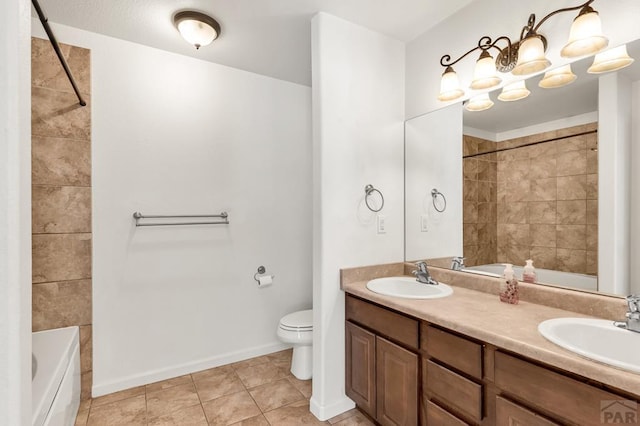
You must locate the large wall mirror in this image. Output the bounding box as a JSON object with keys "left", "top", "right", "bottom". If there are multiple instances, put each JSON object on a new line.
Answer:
{"left": 405, "top": 39, "right": 640, "bottom": 297}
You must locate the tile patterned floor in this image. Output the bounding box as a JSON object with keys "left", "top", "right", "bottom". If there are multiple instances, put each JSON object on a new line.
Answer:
{"left": 76, "top": 349, "right": 373, "bottom": 426}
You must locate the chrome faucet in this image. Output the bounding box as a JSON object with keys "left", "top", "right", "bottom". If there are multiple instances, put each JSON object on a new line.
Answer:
{"left": 451, "top": 256, "right": 465, "bottom": 271}
{"left": 614, "top": 295, "right": 640, "bottom": 333}
{"left": 412, "top": 261, "right": 438, "bottom": 285}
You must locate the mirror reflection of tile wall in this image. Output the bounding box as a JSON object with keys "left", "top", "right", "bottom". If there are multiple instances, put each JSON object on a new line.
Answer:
{"left": 463, "top": 123, "right": 598, "bottom": 275}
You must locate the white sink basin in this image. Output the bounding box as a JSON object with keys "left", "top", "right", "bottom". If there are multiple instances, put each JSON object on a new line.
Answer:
{"left": 538, "top": 318, "right": 640, "bottom": 374}
{"left": 366, "top": 277, "right": 453, "bottom": 299}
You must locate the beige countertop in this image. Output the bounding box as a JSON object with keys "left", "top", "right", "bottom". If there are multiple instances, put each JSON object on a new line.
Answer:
{"left": 343, "top": 278, "right": 640, "bottom": 396}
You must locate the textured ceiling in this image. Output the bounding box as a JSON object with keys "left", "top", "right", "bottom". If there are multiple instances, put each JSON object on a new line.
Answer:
{"left": 36, "top": 0, "right": 475, "bottom": 86}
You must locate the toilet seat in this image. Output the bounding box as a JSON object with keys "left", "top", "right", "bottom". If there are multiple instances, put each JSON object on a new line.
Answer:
{"left": 279, "top": 309, "right": 312, "bottom": 332}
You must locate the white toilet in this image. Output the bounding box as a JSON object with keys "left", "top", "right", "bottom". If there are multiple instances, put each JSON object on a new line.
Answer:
{"left": 277, "top": 309, "right": 313, "bottom": 380}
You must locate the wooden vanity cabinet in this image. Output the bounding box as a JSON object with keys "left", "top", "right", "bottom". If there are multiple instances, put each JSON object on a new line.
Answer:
{"left": 346, "top": 295, "right": 419, "bottom": 425}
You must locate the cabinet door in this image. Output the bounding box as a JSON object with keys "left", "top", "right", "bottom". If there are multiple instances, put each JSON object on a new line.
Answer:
{"left": 376, "top": 336, "right": 419, "bottom": 426}
{"left": 496, "top": 396, "right": 560, "bottom": 426}
{"left": 346, "top": 321, "right": 376, "bottom": 417}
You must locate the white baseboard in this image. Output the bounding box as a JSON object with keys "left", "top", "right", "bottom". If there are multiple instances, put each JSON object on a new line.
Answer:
{"left": 309, "top": 395, "right": 355, "bottom": 421}
{"left": 92, "top": 341, "right": 291, "bottom": 397}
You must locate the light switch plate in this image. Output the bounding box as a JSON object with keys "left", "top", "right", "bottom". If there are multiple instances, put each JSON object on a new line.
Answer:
{"left": 377, "top": 214, "right": 386, "bottom": 234}
{"left": 421, "top": 214, "right": 429, "bottom": 232}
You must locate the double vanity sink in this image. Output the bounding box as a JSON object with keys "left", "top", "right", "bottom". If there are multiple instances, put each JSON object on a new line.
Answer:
{"left": 365, "top": 275, "right": 640, "bottom": 376}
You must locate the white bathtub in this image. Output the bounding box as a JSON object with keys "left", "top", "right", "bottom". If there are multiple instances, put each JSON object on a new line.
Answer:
{"left": 32, "top": 327, "right": 81, "bottom": 426}
{"left": 463, "top": 263, "right": 598, "bottom": 292}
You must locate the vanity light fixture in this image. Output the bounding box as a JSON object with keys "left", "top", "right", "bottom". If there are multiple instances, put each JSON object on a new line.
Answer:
{"left": 498, "top": 80, "right": 531, "bottom": 102}
{"left": 539, "top": 65, "right": 578, "bottom": 89}
{"left": 465, "top": 93, "right": 494, "bottom": 112}
{"left": 588, "top": 44, "right": 635, "bottom": 74}
{"left": 437, "top": 66, "right": 465, "bottom": 101}
{"left": 174, "top": 11, "right": 221, "bottom": 50}
{"left": 437, "top": 0, "right": 609, "bottom": 102}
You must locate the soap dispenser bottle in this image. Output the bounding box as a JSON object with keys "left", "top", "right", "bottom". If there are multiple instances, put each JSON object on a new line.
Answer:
{"left": 522, "top": 259, "right": 537, "bottom": 283}
{"left": 500, "top": 264, "right": 519, "bottom": 305}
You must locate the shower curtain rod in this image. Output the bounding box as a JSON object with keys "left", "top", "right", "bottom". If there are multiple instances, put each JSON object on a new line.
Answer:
{"left": 32, "top": 0, "right": 87, "bottom": 107}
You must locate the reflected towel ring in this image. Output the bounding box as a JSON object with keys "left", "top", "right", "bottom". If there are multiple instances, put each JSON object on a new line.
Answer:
{"left": 364, "top": 184, "right": 384, "bottom": 212}
{"left": 431, "top": 188, "right": 447, "bottom": 213}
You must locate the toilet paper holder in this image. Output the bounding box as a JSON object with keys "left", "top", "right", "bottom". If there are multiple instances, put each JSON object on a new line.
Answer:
{"left": 254, "top": 266, "right": 275, "bottom": 283}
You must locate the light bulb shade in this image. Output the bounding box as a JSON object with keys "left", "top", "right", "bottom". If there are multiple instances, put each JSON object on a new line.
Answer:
{"left": 512, "top": 35, "right": 551, "bottom": 76}
{"left": 438, "top": 67, "right": 465, "bottom": 102}
{"left": 465, "top": 93, "right": 494, "bottom": 112}
{"left": 561, "top": 8, "right": 608, "bottom": 58}
{"left": 470, "top": 52, "right": 502, "bottom": 90}
{"left": 174, "top": 11, "right": 221, "bottom": 49}
{"left": 539, "top": 65, "right": 577, "bottom": 89}
{"left": 588, "top": 45, "right": 635, "bottom": 74}
{"left": 498, "top": 80, "right": 530, "bottom": 102}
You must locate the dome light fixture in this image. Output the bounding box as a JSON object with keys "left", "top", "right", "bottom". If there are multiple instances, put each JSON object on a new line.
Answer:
{"left": 498, "top": 80, "right": 531, "bottom": 102}
{"left": 465, "top": 93, "right": 494, "bottom": 112}
{"left": 438, "top": 66, "right": 465, "bottom": 102}
{"left": 588, "top": 44, "right": 635, "bottom": 74}
{"left": 174, "top": 11, "right": 221, "bottom": 50}
{"left": 539, "top": 65, "right": 577, "bottom": 89}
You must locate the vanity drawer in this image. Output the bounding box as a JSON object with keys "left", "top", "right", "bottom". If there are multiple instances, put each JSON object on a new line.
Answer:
{"left": 425, "top": 400, "right": 470, "bottom": 426}
{"left": 346, "top": 295, "right": 419, "bottom": 349}
{"left": 422, "top": 325, "right": 483, "bottom": 380}
{"left": 496, "top": 396, "right": 560, "bottom": 426}
{"left": 425, "top": 359, "right": 483, "bottom": 422}
{"left": 495, "top": 351, "right": 631, "bottom": 426}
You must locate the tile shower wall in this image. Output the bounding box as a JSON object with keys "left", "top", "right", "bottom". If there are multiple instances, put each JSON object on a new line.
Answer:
{"left": 31, "top": 37, "right": 93, "bottom": 399}
{"left": 463, "top": 123, "right": 598, "bottom": 275}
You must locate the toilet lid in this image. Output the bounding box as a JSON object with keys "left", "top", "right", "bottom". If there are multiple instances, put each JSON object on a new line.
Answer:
{"left": 279, "top": 309, "right": 313, "bottom": 331}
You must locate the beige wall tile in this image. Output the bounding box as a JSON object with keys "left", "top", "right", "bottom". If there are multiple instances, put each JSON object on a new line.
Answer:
{"left": 478, "top": 222, "right": 497, "bottom": 246}
{"left": 505, "top": 178, "right": 531, "bottom": 202}
{"left": 464, "top": 179, "right": 478, "bottom": 201}
{"left": 530, "top": 247, "right": 557, "bottom": 270}
{"left": 32, "top": 87, "right": 91, "bottom": 139}
{"left": 528, "top": 201, "right": 556, "bottom": 224}
{"left": 500, "top": 202, "right": 528, "bottom": 224}
{"left": 530, "top": 224, "right": 556, "bottom": 248}
{"left": 529, "top": 178, "right": 557, "bottom": 201}
{"left": 556, "top": 150, "right": 587, "bottom": 176}
{"left": 557, "top": 175, "right": 586, "bottom": 200}
{"left": 556, "top": 134, "right": 587, "bottom": 152}
{"left": 586, "top": 251, "right": 598, "bottom": 276}
{"left": 500, "top": 159, "right": 530, "bottom": 182}
{"left": 498, "top": 224, "right": 530, "bottom": 247}
{"left": 587, "top": 149, "right": 598, "bottom": 174}
{"left": 556, "top": 200, "right": 587, "bottom": 225}
{"left": 464, "top": 202, "right": 478, "bottom": 224}
{"left": 529, "top": 156, "right": 556, "bottom": 179}
{"left": 529, "top": 142, "right": 557, "bottom": 158}
{"left": 463, "top": 136, "right": 478, "bottom": 156}
{"left": 557, "top": 225, "right": 587, "bottom": 250}
{"left": 463, "top": 158, "right": 478, "bottom": 180}
{"left": 32, "top": 280, "right": 92, "bottom": 331}
{"left": 586, "top": 131, "right": 598, "bottom": 147}
{"left": 32, "top": 233, "right": 92, "bottom": 283}
{"left": 32, "top": 38, "right": 91, "bottom": 95}
{"left": 586, "top": 174, "right": 598, "bottom": 199}
{"left": 80, "top": 325, "right": 92, "bottom": 374}
{"left": 557, "top": 248, "right": 587, "bottom": 274}
{"left": 498, "top": 244, "right": 530, "bottom": 266}
{"left": 478, "top": 202, "right": 497, "bottom": 224}
{"left": 32, "top": 186, "right": 91, "bottom": 233}
{"left": 32, "top": 136, "right": 91, "bottom": 186}
{"left": 587, "top": 200, "right": 598, "bottom": 225}
{"left": 586, "top": 225, "right": 598, "bottom": 252}
{"left": 463, "top": 245, "right": 478, "bottom": 267}
{"left": 478, "top": 181, "right": 496, "bottom": 203}
{"left": 464, "top": 223, "right": 478, "bottom": 247}
{"left": 478, "top": 160, "right": 497, "bottom": 182}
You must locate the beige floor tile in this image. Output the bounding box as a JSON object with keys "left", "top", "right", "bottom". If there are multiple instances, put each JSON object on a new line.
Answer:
{"left": 194, "top": 367, "right": 245, "bottom": 403}
{"left": 327, "top": 408, "right": 359, "bottom": 424}
{"left": 332, "top": 412, "right": 374, "bottom": 426}
{"left": 287, "top": 376, "right": 312, "bottom": 399}
{"left": 202, "top": 390, "right": 262, "bottom": 426}
{"left": 231, "top": 354, "right": 272, "bottom": 370}
{"left": 264, "top": 400, "right": 328, "bottom": 425}
{"left": 267, "top": 349, "right": 292, "bottom": 362}
{"left": 248, "top": 378, "right": 305, "bottom": 412}
{"left": 235, "top": 361, "right": 289, "bottom": 388}
{"left": 147, "top": 403, "right": 208, "bottom": 426}
{"left": 229, "top": 414, "right": 270, "bottom": 425}
{"left": 146, "top": 382, "right": 201, "bottom": 421}
{"left": 146, "top": 374, "right": 193, "bottom": 393}
{"left": 191, "top": 364, "right": 235, "bottom": 381}
{"left": 91, "top": 386, "right": 145, "bottom": 408}
{"left": 87, "top": 394, "right": 146, "bottom": 426}
{"left": 74, "top": 409, "right": 89, "bottom": 426}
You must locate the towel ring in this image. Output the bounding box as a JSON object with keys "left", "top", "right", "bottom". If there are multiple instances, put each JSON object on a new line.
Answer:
{"left": 364, "top": 184, "right": 384, "bottom": 212}
{"left": 431, "top": 188, "right": 447, "bottom": 213}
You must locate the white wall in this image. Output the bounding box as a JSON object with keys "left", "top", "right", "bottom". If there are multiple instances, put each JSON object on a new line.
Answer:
{"left": 0, "top": 0, "right": 32, "bottom": 424}
{"left": 631, "top": 80, "right": 640, "bottom": 295}
{"left": 405, "top": 104, "right": 463, "bottom": 261}
{"left": 599, "top": 73, "right": 632, "bottom": 295}
{"left": 311, "top": 12, "right": 405, "bottom": 420}
{"left": 33, "top": 23, "right": 313, "bottom": 396}
{"left": 406, "top": 0, "right": 640, "bottom": 119}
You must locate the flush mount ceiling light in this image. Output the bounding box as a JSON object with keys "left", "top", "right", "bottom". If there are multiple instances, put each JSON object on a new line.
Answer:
{"left": 174, "top": 11, "right": 221, "bottom": 50}
{"left": 437, "top": 0, "right": 609, "bottom": 103}
{"left": 588, "top": 44, "right": 635, "bottom": 74}
{"left": 539, "top": 65, "right": 578, "bottom": 88}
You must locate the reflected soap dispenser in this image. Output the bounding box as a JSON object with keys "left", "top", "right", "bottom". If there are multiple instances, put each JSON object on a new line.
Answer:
{"left": 500, "top": 264, "right": 519, "bottom": 305}
{"left": 523, "top": 259, "right": 537, "bottom": 283}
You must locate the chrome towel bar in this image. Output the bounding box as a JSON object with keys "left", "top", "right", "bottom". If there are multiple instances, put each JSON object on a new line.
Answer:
{"left": 133, "top": 212, "right": 229, "bottom": 227}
